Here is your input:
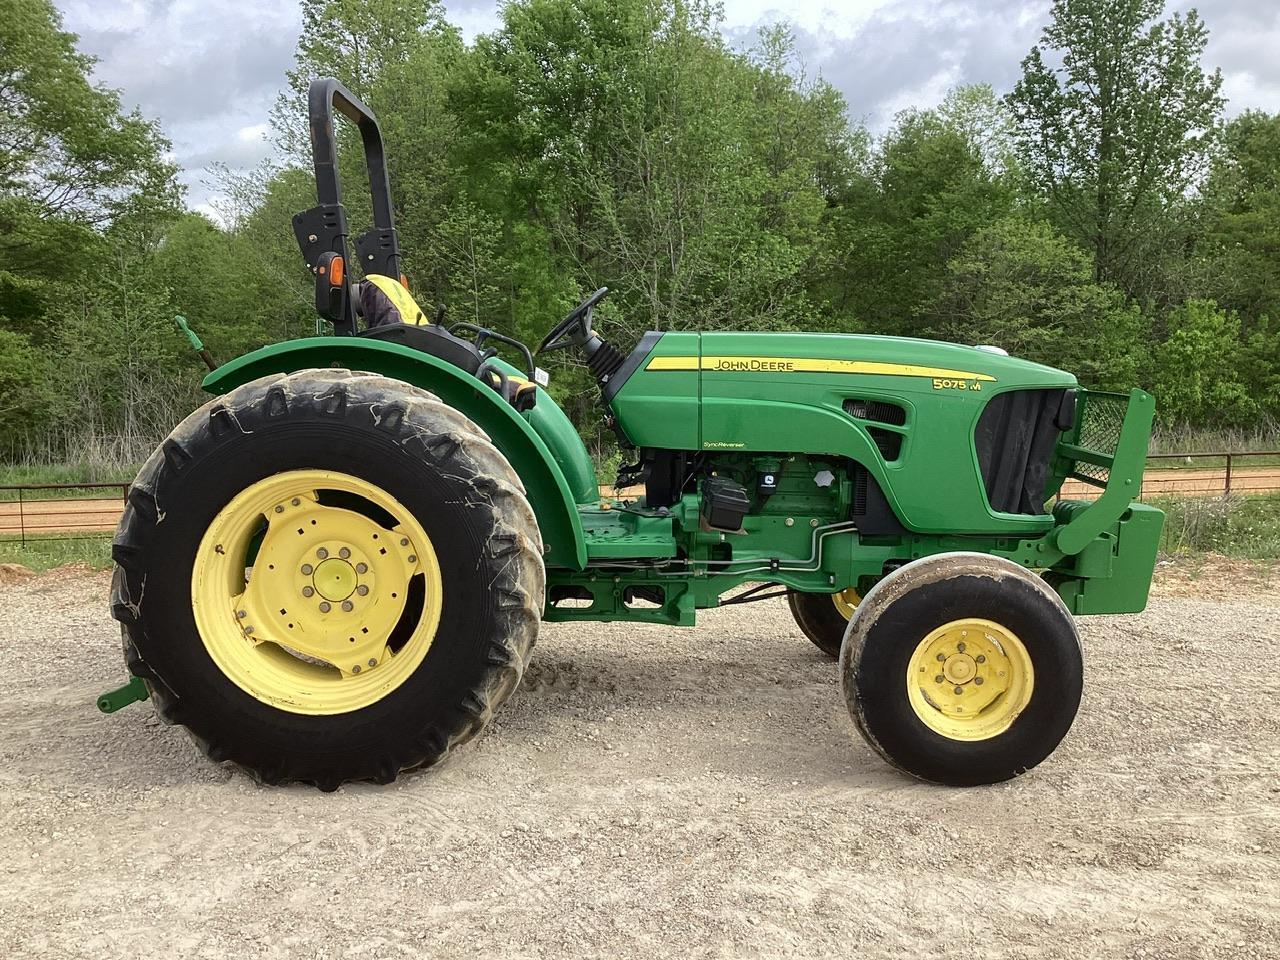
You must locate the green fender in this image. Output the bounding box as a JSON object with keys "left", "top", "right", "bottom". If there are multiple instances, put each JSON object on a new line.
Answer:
{"left": 202, "top": 337, "right": 590, "bottom": 570}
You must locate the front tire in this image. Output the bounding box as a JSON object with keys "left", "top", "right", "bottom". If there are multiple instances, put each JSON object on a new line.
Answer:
{"left": 840, "top": 553, "right": 1082, "bottom": 786}
{"left": 111, "top": 369, "right": 544, "bottom": 789}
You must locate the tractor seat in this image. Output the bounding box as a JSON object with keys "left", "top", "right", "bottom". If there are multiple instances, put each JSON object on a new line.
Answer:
{"left": 359, "top": 322, "right": 484, "bottom": 376}
{"left": 355, "top": 274, "right": 484, "bottom": 375}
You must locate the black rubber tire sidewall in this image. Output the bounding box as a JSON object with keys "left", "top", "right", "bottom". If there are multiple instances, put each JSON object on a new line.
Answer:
{"left": 844, "top": 563, "right": 1082, "bottom": 786}
{"left": 114, "top": 373, "right": 540, "bottom": 786}
{"left": 787, "top": 591, "right": 848, "bottom": 659}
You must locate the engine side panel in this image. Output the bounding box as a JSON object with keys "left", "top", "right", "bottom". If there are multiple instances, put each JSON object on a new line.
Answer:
{"left": 621, "top": 331, "right": 1078, "bottom": 536}
{"left": 609, "top": 331, "right": 701, "bottom": 449}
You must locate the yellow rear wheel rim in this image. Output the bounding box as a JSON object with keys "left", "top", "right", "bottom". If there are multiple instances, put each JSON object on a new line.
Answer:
{"left": 906, "top": 618, "right": 1034, "bottom": 741}
{"left": 191, "top": 470, "right": 443, "bottom": 716}
{"left": 832, "top": 587, "right": 861, "bottom": 620}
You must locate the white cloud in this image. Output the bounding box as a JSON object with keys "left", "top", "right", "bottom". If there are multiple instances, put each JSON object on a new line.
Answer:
{"left": 52, "top": 0, "right": 1277, "bottom": 210}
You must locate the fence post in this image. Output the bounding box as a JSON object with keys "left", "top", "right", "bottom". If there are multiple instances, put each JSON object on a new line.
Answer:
{"left": 1224, "top": 453, "right": 1233, "bottom": 496}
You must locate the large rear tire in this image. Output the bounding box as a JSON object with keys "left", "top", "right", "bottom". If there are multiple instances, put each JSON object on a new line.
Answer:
{"left": 111, "top": 369, "right": 544, "bottom": 790}
{"left": 840, "top": 553, "right": 1081, "bottom": 786}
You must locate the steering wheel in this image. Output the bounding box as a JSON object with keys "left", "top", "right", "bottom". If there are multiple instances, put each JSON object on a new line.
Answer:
{"left": 536, "top": 287, "right": 609, "bottom": 355}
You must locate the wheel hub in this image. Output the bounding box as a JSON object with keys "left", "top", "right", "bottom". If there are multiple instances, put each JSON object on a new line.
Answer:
{"left": 832, "top": 587, "right": 862, "bottom": 620}
{"left": 313, "top": 557, "right": 357, "bottom": 601}
{"left": 235, "top": 494, "right": 421, "bottom": 678}
{"left": 942, "top": 652, "right": 977, "bottom": 685}
{"left": 906, "top": 618, "right": 1035, "bottom": 741}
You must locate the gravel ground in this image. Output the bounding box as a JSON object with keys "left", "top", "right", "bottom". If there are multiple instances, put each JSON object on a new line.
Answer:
{"left": 1, "top": 561, "right": 1278, "bottom": 960}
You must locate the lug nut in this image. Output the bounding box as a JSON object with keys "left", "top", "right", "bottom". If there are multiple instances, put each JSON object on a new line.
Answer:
{"left": 274, "top": 505, "right": 284, "bottom": 513}
{"left": 974, "top": 677, "right": 984, "bottom": 685}
{"left": 302, "top": 586, "right": 314, "bottom": 597}
{"left": 357, "top": 585, "right": 369, "bottom": 596}
{"left": 242, "top": 626, "right": 254, "bottom": 635}
{"left": 341, "top": 600, "right": 354, "bottom": 612}
{"left": 316, "top": 547, "right": 329, "bottom": 559}
{"left": 400, "top": 538, "right": 409, "bottom": 546}
{"left": 935, "top": 675, "right": 944, "bottom": 683}
{"left": 339, "top": 547, "right": 351, "bottom": 559}
{"left": 352, "top": 665, "right": 361, "bottom": 674}
{"left": 957, "top": 641, "right": 966, "bottom": 653}
{"left": 936, "top": 653, "right": 946, "bottom": 662}
{"left": 367, "top": 658, "right": 377, "bottom": 668}
{"left": 975, "top": 654, "right": 986, "bottom": 663}
{"left": 954, "top": 686, "right": 964, "bottom": 695}
{"left": 319, "top": 601, "right": 331, "bottom": 613}
{"left": 292, "top": 498, "right": 300, "bottom": 506}
{"left": 236, "top": 610, "right": 247, "bottom": 619}
{"left": 301, "top": 563, "right": 313, "bottom": 575}
{"left": 407, "top": 555, "right": 417, "bottom": 564}
{"left": 355, "top": 563, "right": 368, "bottom": 574}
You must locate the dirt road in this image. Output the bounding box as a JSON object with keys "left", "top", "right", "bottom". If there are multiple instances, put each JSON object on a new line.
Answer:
{"left": 0, "top": 497, "right": 127, "bottom": 535}
{"left": 1, "top": 561, "right": 1278, "bottom": 959}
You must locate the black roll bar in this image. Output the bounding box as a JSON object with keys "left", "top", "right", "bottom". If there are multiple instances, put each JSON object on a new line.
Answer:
{"left": 292, "top": 77, "right": 403, "bottom": 335}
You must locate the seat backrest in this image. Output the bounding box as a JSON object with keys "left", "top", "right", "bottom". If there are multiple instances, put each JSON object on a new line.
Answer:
{"left": 358, "top": 322, "right": 484, "bottom": 375}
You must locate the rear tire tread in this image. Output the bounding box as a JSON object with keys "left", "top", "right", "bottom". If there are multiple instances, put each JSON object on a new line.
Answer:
{"left": 110, "top": 368, "right": 543, "bottom": 789}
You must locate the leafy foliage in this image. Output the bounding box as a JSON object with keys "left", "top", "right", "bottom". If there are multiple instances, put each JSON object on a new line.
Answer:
{"left": 919, "top": 217, "right": 1144, "bottom": 389}
{"left": 0, "top": 0, "right": 1276, "bottom": 462}
{"left": 1007, "top": 0, "right": 1223, "bottom": 304}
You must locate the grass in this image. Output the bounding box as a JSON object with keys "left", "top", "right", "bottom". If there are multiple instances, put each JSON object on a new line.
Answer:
{"left": 0, "top": 535, "right": 114, "bottom": 572}
{"left": 0, "top": 463, "right": 137, "bottom": 484}
{"left": 1152, "top": 492, "right": 1280, "bottom": 559}
{"left": 0, "top": 462, "right": 138, "bottom": 502}
{"left": 1147, "top": 423, "right": 1280, "bottom": 471}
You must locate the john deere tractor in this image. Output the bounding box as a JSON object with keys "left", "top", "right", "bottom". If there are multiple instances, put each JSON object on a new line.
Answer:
{"left": 100, "top": 79, "right": 1163, "bottom": 790}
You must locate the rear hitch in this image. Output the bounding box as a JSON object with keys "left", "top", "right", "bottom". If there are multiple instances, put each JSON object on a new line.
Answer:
{"left": 97, "top": 676, "right": 150, "bottom": 714}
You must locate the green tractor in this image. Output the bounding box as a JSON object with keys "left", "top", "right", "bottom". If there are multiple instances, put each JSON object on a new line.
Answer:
{"left": 101, "top": 79, "right": 1163, "bottom": 790}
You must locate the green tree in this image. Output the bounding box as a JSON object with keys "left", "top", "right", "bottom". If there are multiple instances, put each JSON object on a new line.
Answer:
{"left": 0, "top": 0, "right": 178, "bottom": 236}
{"left": 0, "top": 0, "right": 181, "bottom": 460}
{"left": 0, "top": 328, "right": 53, "bottom": 452}
{"left": 920, "top": 217, "right": 1145, "bottom": 389}
{"left": 1007, "top": 0, "right": 1223, "bottom": 302}
{"left": 271, "top": 0, "right": 454, "bottom": 154}
{"left": 449, "top": 0, "right": 848, "bottom": 340}
{"left": 824, "top": 96, "right": 1015, "bottom": 335}
{"left": 937, "top": 84, "right": 1019, "bottom": 179}
{"left": 1197, "top": 111, "right": 1280, "bottom": 325}
{"left": 1149, "top": 300, "right": 1255, "bottom": 425}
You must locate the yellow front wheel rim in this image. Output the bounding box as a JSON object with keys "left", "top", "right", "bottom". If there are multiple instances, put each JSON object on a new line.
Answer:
{"left": 832, "top": 587, "right": 861, "bottom": 620}
{"left": 906, "top": 619, "right": 1034, "bottom": 741}
{"left": 191, "top": 470, "right": 444, "bottom": 715}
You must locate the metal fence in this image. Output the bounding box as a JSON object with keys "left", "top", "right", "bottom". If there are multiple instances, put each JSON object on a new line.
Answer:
{"left": 1, "top": 451, "right": 1277, "bottom": 547}
{"left": 1060, "top": 451, "right": 1280, "bottom": 501}
{"left": 1143, "top": 451, "right": 1280, "bottom": 497}
{"left": 0, "top": 482, "right": 130, "bottom": 545}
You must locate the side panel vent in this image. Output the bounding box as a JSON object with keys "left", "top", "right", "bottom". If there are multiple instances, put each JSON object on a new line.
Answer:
{"left": 845, "top": 398, "right": 906, "bottom": 462}
{"left": 867, "top": 427, "right": 902, "bottom": 461}
{"left": 843, "top": 398, "right": 907, "bottom": 426}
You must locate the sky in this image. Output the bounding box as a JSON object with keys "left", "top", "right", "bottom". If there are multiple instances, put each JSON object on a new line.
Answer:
{"left": 53, "top": 0, "right": 1280, "bottom": 217}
